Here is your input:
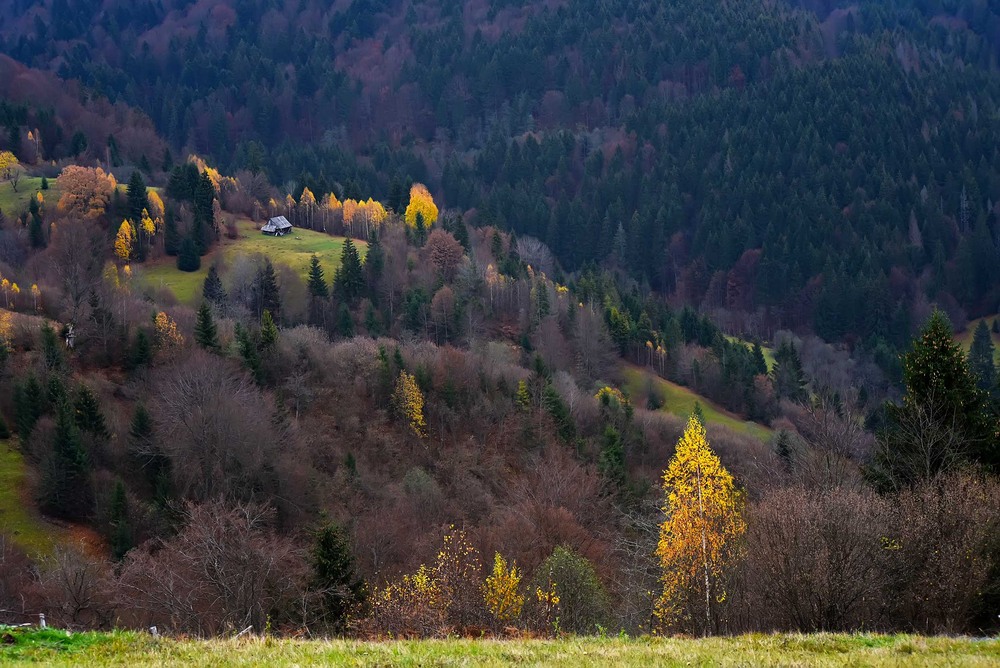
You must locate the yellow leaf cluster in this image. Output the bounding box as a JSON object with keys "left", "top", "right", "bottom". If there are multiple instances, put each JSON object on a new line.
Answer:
{"left": 0, "top": 151, "right": 19, "bottom": 180}
{"left": 0, "top": 310, "right": 11, "bottom": 347}
{"left": 140, "top": 209, "right": 157, "bottom": 236}
{"left": 484, "top": 553, "right": 524, "bottom": 622}
{"left": 56, "top": 166, "right": 116, "bottom": 219}
{"left": 114, "top": 220, "right": 134, "bottom": 261}
{"left": 188, "top": 155, "right": 221, "bottom": 191}
{"left": 393, "top": 370, "right": 426, "bottom": 438}
{"left": 404, "top": 183, "right": 438, "bottom": 229}
{"left": 656, "top": 416, "right": 745, "bottom": 630}
{"left": 299, "top": 186, "right": 317, "bottom": 208}
{"left": 343, "top": 197, "right": 387, "bottom": 231}
{"left": 323, "top": 192, "right": 342, "bottom": 211}
{"left": 595, "top": 385, "right": 629, "bottom": 409}
{"left": 147, "top": 190, "right": 165, "bottom": 220}
{"left": 154, "top": 312, "right": 184, "bottom": 349}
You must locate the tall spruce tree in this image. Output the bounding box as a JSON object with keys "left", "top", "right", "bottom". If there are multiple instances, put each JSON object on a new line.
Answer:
{"left": 365, "top": 231, "right": 384, "bottom": 301}
{"left": 177, "top": 235, "right": 201, "bottom": 271}
{"left": 202, "top": 264, "right": 227, "bottom": 305}
{"left": 126, "top": 170, "right": 149, "bottom": 223}
{"left": 307, "top": 254, "right": 329, "bottom": 298}
{"left": 39, "top": 402, "right": 92, "bottom": 520}
{"left": 968, "top": 320, "right": 996, "bottom": 392}
{"left": 74, "top": 385, "right": 109, "bottom": 439}
{"left": 251, "top": 259, "right": 281, "bottom": 320}
{"left": 771, "top": 340, "right": 807, "bottom": 402}
{"left": 311, "top": 522, "right": 366, "bottom": 630}
{"left": 333, "top": 238, "right": 364, "bottom": 306}
{"left": 194, "top": 301, "right": 219, "bottom": 350}
{"left": 872, "top": 310, "right": 996, "bottom": 488}
{"left": 108, "top": 479, "right": 133, "bottom": 561}
{"left": 164, "top": 207, "right": 180, "bottom": 256}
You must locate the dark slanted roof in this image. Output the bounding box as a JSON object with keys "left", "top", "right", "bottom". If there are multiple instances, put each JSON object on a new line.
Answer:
{"left": 261, "top": 216, "right": 292, "bottom": 232}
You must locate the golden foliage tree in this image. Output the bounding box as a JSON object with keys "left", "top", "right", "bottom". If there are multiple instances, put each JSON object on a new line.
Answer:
{"left": 147, "top": 189, "right": 165, "bottom": 220}
{"left": 114, "top": 220, "right": 134, "bottom": 262}
{"left": 483, "top": 553, "right": 524, "bottom": 624}
{"left": 393, "top": 370, "right": 426, "bottom": 438}
{"left": 656, "top": 416, "right": 745, "bottom": 635}
{"left": 56, "top": 165, "right": 116, "bottom": 219}
{"left": 154, "top": 311, "right": 184, "bottom": 350}
{"left": 0, "top": 151, "right": 21, "bottom": 191}
{"left": 404, "top": 183, "right": 439, "bottom": 229}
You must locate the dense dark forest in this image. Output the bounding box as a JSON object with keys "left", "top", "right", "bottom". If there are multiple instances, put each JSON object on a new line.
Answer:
{"left": 2, "top": 0, "right": 1000, "bottom": 343}
{"left": 0, "top": 0, "right": 999, "bottom": 642}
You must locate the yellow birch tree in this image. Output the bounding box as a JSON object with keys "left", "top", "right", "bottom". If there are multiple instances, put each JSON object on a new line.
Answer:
{"left": 656, "top": 416, "right": 745, "bottom": 635}
{"left": 114, "top": 220, "right": 134, "bottom": 262}
{"left": 404, "top": 183, "right": 439, "bottom": 228}
{"left": 393, "top": 370, "right": 426, "bottom": 438}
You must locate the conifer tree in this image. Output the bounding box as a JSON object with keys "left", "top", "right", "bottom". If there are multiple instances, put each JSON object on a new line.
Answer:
{"left": 14, "top": 375, "right": 44, "bottom": 439}
{"left": 194, "top": 301, "right": 219, "bottom": 350}
{"left": 542, "top": 383, "right": 575, "bottom": 444}
{"left": 311, "top": 522, "right": 366, "bottom": 630}
{"left": 40, "top": 402, "right": 92, "bottom": 521}
{"left": 334, "top": 238, "right": 365, "bottom": 306}
{"left": 968, "top": 320, "right": 996, "bottom": 392}
{"left": 129, "top": 330, "right": 153, "bottom": 370}
{"left": 251, "top": 259, "right": 281, "bottom": 320}
{"left": 260, "top": 309, "right": 279, "bottom": 349}
{"left": 771, "top": 340, "right": 807, "bottom": 402}
{"left": 74, "top": 385, "right": 109, "bottom": 439}
{"left": 307, "top": 254, "right": 329, "bottom": 298}
{"left": 656, "top": 416, "right": 745, "bottom": 634}
{"left": 164, "top": 207, "right": 180, "bottom": 256}
{"left": 365, "top": 231, "right": 384, "bottom": 301}
{"left": 202, "top": 264, "right": 227, "bottom": 305}
{"left": 177, "top": 235, "right": 201, "bottom": 272}
{"left": 109, "top": 479, "right": 133, "bottom": 561}
{"left": 598, "top": 425, "right": 627, "bottom": 492}
{"left": 126, "top": 170, "right": 148, "bottom": 223}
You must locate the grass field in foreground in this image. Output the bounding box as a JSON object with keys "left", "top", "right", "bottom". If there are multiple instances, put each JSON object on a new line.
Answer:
{"left": 0, "top": 628, "right": 997, "bottom": 666}
{"left": 623, "top": 365, "right": 772, "bottom": 441}
{"left": 0, "top": 440, "right": 64, "bottom": 556}
{"left": 138, "top": 219, "right": 366, "bottom": 305}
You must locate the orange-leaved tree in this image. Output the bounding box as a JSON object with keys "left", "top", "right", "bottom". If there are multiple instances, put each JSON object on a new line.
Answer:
{"left": 656, "top": 416, "right": 745, "bottom": 635}
{"left": 56, "top": 165, "right": 116, "bottom": 219}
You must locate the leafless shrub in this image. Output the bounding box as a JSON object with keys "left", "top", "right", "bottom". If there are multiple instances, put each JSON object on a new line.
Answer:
{"left": 116, "top": 500, "right": 309, "bottom": 635}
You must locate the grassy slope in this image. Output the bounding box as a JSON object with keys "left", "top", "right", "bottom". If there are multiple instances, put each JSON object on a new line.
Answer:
{"left": 0, "top": 629, "right": 997, "bottom": 666}
{"left": 622, "top": 366, "right": 772, "bottom": 441}
{"left": 138, "top": 219, "right": 366, "bottom": 305}
{"left": 0, "top": 440, "right": 64, "bottom": 556}
{"left": 0, "top": 177, "right": 61, "bottom": 216}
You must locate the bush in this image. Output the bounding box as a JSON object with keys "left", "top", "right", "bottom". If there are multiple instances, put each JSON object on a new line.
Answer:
{"left": 527, "top": 546, "right": 609, "bottom": 634}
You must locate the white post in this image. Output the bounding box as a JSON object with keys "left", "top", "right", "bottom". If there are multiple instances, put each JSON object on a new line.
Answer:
{"left": 39, "top": 613, "right": 46, "bottom": 628}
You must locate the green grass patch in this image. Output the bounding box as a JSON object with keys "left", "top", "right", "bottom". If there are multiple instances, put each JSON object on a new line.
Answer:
{"left": 623, "top": 366, "right": 772, "bottom": 441}
{"left": 137, "top": 219, "right": 366, "bottom": 305}
{"left": 0, "top": 440, "right": 64, "bottom": 557}
{"left": 0, "top": 629, "right": 996, "bottom": 666}
{"left": 0, "top": 177, "right": 61, "bottom": 217}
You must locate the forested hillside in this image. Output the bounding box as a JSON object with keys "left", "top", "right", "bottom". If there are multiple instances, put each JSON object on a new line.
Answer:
{"left": 0, "top": 0, "right": 999, "bottom": 644}
{"left": 2, "top": 0, "right": 1000, "bottom": 343}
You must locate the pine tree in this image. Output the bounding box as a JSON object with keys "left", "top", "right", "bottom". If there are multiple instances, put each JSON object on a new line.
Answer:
{"left": 108, "top": 479, "right": 133, "bottom": 561}
{"left": 251, "top": 259, "right": 281, "bottom": 320}
{"left": 751, "top": 343, "right": 768, "bottom": 376}
{"left": 235, "top": 323, "right": 263, "bottom": 383}
{"left": 194, "top": 301, "right": 219, "bottom": 350}
{"left": 40, "top": 324, "right": 64, "bottom": 373}
{"left": 365, "top": 231, "right": 384, "bottom": 302}
{"left": 177, "top": 235, "right": 201, "bottom": 272}
{"left": 336, "top": 303, "right": 354, "bottom": 337}
{"left": 14, "top": 375, "right": 44, "bottom": 439}
{"left": 129, "top": 330, "right": 153, "bottom": 370}
{"left": 39, "top": 402, "right": 92, "bottom": 521}
{"left": 656, "top": 416, "right": 745, "bottom": 634}
{"left": 260, "top": 310, "right": 279, "bottom": 348}
{"left": 872, "top": 310, "right": 996, "bottom": 487}
{"left": 771, "top": 340, "right": 807, "bottom": 402}
{"left": 311, "top": 523, "right": 366, "bottom": 630}
{"left": 164, "top": 207, "right": 180, "bottom": 256}
{"left": 598, "top": 425, "right": 627, "bottom": 492}
{"left": 74, "top": 385, "right": 109, "bottom": 439}
{"left": 202, "top": 264, "right": 227, "bottom": 305}
{"left": 333, "top": 238, "right": 365, "bottom": 306}
{"left": 542, "top": 383, "right": 576, "bottom": 444}
{"left": 515, "top": 379, "right": 531, "bottom": 410}
{"left": 968, "top": 320, "right": 996, "bottom": 392}
{"left": 126, "top": 170, "right": 149, "bottom": 223}
{"left": 307, "top": 254, "right": 329, "bottom": 297}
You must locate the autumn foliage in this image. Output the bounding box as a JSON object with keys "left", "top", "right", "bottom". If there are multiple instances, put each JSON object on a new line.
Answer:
{"left": 657, "top": 416, "right": 746, "bottom": 634}
{"left": 56, "top": 165, "right": 117, "bottom": 219}
{"left": 404, "top": 183, "right": 438, "bottom": 229}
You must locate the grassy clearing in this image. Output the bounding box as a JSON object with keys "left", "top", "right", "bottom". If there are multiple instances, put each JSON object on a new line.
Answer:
{"left": 0, "top": 177, "right": 61, "bottom": 216}
{"left": 0, "top": 628, "right": 996, "bottom": 666}
{"left": 622, "top": 366, "right": 772, "bottom": 441}
{"left": 137, "top": 219, "right": 366, "bottom": 305}
{"left": 0, "top": 440, "right": 64, "bottom": 557}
